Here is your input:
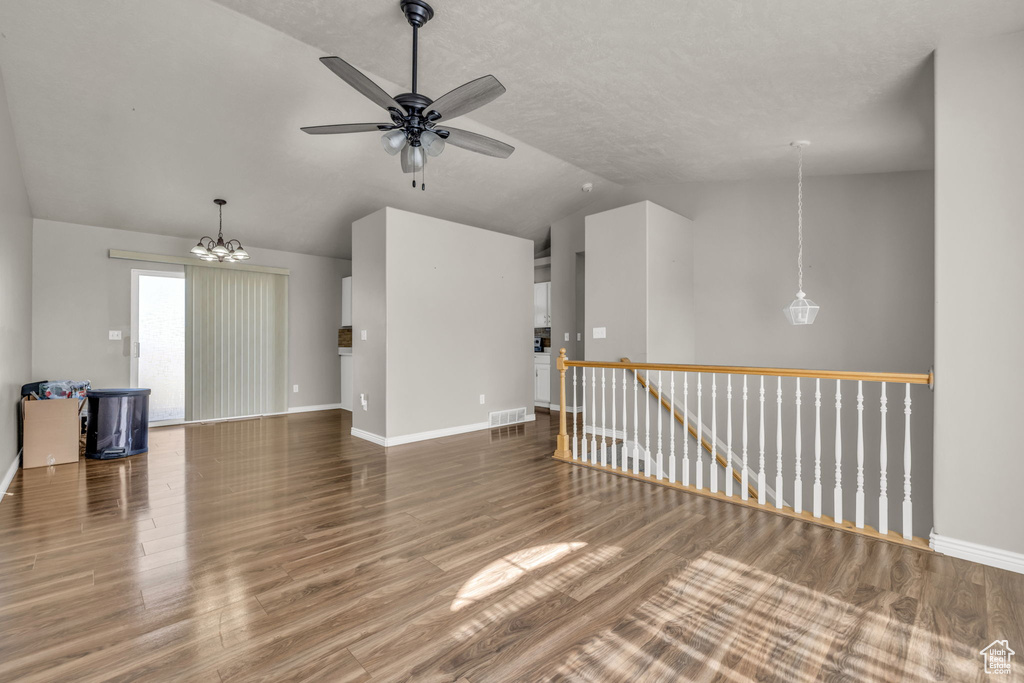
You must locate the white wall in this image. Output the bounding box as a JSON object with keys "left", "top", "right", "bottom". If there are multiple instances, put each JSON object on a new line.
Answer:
{"left": 0, "top": 67, "right": 33, "bottom": 479}
{"left": 352, "top": 207, "right": 533, "bottom": 442}
{"left": 934, "top": 31, "right": 1024, "bottom": 555}
{"left": 32, "top": 219, "right": 350, "bottom": 410}
{"left": 584, "top": 201, "right": 695, "bottom": 364}
{"left": 351, "top": 209, "right": 387, "bottom": 436}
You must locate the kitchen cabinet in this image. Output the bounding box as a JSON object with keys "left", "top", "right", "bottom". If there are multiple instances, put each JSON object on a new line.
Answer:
{"left": 341, "top": 276, "right": 353, "bottom": 328}
{"left": 533, "top": 281, "right": 551, "bottom": 327}
{"left": 534, "top": 353, "right": 551, "bottom": 405}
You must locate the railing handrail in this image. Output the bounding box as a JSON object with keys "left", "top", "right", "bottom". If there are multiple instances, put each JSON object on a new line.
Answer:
{"left": 558, "top": 356, "right": 932, "bottom": 386}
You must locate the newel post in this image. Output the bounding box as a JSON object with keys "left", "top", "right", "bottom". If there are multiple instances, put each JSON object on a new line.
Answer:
{"left": 554, "top": 348, "right": 570, "bottom": 458}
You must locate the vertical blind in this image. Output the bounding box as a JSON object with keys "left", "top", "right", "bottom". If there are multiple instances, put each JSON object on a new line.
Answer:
{"left": 185, "top": 266, "right": 289, "bottom": 421}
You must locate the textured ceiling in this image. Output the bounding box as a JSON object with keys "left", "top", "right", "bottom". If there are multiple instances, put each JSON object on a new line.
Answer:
{"left": 4, "top": 1, "right": 1024, "bottom": 260}
{"left": 0, "top": 0, "right": 608, "bottom": 259}
{"left": 211, "top": 0, "right": 1024, "bottom": 183}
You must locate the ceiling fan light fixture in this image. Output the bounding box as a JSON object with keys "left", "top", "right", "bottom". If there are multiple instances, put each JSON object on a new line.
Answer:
{"left": 420, "top": 130, "right": 445, "bottom": 157}
{"left": 381, "top": 129, "right": 407, "bottom": 156}
{"left": 301, "top": 1, "right": 514, "bottom": 189}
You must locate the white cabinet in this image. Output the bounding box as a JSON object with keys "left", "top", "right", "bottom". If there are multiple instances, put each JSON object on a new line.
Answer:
{"left": 534, "top": 353, "right": 551, "bottom": 405}
{"left": 533, "top": 281, "right": 551, "bottom": 327}
{"left": 340, "top": 353, "right": 353, "bottom": 410}
{"left": 341, "top": 276, "right": 353, "bottom": 328}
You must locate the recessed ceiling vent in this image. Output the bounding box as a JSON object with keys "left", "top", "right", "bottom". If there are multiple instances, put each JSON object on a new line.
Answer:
{"left": 489, "top": 407, "right": 528, "bottom": 428}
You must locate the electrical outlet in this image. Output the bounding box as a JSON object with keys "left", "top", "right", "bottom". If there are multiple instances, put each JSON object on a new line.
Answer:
{"left": 108, "top": 330, "right": 122, "bottom": 341}
{"left": 293, "top": 385, "right": 299, "bottom": 393}
{"left": 360, "top": 330, "right": 367, "bottom": 341}
{"left": 593, "top": 327, "right": 606, "bottom": 339}
{"left": 564, "top": 332, "right": 569, "bottom": 341}
{"left": 577, "top": 332, "right": 581, "bottom": 342}
{"left": 479, "top": 394, "right": 485, "bottom": 405}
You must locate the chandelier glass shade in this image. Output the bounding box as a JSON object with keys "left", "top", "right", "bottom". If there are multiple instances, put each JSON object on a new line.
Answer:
{"left": 191, "top": 199, "right": 249, "bottom": 263}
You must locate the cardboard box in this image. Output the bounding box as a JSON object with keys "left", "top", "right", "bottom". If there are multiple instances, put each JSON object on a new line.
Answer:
{"left": 22, "top": 398, "right": 82, "bottom": 468}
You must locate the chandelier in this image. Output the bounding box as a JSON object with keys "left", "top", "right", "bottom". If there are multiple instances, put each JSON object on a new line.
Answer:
{"left": 190, "top": 199, "right": 249, "bottom": 262}
{"left": 782, "top": 141, "right": 819, "bottom": 325}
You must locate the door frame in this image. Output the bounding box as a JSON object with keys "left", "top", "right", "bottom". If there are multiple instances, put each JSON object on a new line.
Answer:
{"left": 130, "top": 268, "right": 186, "bottom": 426}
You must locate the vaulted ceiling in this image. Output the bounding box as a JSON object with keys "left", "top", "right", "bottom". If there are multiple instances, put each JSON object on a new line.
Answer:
{"left": 2, "top": 0, "right": 1023, "bottom": 258}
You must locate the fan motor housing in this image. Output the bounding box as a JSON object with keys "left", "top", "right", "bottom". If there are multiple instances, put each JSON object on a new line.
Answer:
{"left": 401, "top": 0, "right": 434, "bottom": 28}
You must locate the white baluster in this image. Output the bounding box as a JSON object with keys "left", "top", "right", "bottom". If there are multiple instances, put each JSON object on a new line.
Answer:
{"left": 590, "top": 368, "right": 598, "bottom": 464}
{"left": 696, "top": 374, "right": 703, "bottom": 490}
{"left": 813, "top": 378, "right": 822, "bottom": 518}
{"left": 856, "top": 380, "right": 865, "bottom": 528}
{"left": 645, "top": 372, "right": 652, "bottom": 477}
{"left": 622, "top": 369, "right": 629, "bottom": 472}
{"left": 610, "top": 369, "right": 617, "bottom": 470}
{"left": 682, "top": 373, "right": 690, "bottom": 487}
{"left": 725, "top": 375, "right": 734, "bottom": 497}
{"left": 581, "top": 368, "right": 587, "bottom": 462}
{"left": 572, "top": 367, "right": 578, "bottom": 460}
{"left": 758, "top": 376, "right": 766, "bottom": 505}
{"left": 902, "top": 383, "right": 913, "bottom": 540}
{"left": 669, "top": 373, "right": 676, "bottom": 483}
{"left": 710, "top": 375, "right": 718, "bottom": 493}
{"left": 656, "top": 371, "right": 664, "bottom": 480}
{"left": 775, "top": 377, "right": 783, "bottom": 509}
{"left": 742, "top": 376, "right": 749, "bottom": 501}
{"left": 794, "top": 378, "right": 802, "bottom": 514}
{"left": 632, "top": 369, "right": 640, "bottom": 475}
{"left": 600, "top": 369, "right": 607, "bottom": 466}
{"left": 834, "top": 380, "right": 843, "bottom": 525}
{"left": 878, "top": 382, "right": 888, "bottom": 535}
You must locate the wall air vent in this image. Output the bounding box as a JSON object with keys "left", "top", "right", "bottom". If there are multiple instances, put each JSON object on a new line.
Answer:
{"left": 489, "top": 407, "right": 528, "bottom": 428}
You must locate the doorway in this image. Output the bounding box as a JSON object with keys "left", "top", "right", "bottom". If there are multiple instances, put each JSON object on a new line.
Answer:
{"left": 131, "top": 270, "right": 186, "bottom": 424}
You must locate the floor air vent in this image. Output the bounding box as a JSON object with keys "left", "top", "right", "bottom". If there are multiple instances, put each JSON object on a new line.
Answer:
{"left": 489, "top": 407, "right": 528, "bottom": 428}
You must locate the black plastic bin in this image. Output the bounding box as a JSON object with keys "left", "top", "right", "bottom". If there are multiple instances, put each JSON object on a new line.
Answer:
{"left": 85, "top": 388, "right": 151, "bottom": 459}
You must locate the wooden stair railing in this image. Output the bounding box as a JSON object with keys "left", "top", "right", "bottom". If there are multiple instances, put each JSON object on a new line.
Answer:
{"left": 623, "top": 357, "right": 758, "bottom": 500}
{"left": 553, "top": 349, "right": 934, "bottom": 550}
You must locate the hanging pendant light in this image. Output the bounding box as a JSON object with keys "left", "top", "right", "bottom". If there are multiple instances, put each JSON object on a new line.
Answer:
{"left": 783, "top": 141, "right": 819, "bottom": 325}
{"left": 191, "top": 199, "right": 250, "bottom": 263}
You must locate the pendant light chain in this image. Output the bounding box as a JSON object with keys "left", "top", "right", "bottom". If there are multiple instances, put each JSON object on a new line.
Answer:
{"left": 796, "top": 143, "right": 804, "bottom": 295}
{"left": 218, "top": 201, "right": 224, "bottom": 241}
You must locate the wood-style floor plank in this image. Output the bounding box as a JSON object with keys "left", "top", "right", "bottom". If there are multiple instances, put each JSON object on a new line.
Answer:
{"left": 0, "top": 409, "right": 1019, "bottom": 681}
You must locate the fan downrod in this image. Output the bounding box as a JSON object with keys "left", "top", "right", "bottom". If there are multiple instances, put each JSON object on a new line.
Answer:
{"left": 401, "top": 0, "right": 434, "bottom": 28}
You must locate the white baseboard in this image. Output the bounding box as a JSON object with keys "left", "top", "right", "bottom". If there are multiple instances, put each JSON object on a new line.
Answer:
{"left": 0, "top": 451, "right": 20, "bottom": 501}
{"left": 288, "top": 403, "right": 343, "bottom": 414}
{"left": 930, "top": 531, "right": 1024, "bottom": 575}
{"left": 351, "top": 428, "right": 387, "bottom": 446}
{"left": 353, "top": 414, "right": 536, "bottom": 448}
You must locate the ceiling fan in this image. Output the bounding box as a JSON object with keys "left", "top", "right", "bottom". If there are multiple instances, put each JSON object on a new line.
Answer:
{"left": 301, "top": 0, "right": 515, "bottom": 190}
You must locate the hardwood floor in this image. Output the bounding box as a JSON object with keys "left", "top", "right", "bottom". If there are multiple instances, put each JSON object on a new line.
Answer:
{"left": 0, "top": 410, "right": 1020, "bottom": 681}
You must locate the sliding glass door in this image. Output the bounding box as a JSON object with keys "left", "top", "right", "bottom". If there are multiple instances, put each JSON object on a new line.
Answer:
{"left": 131, "top": 269, "right": 186, "bottom": 424}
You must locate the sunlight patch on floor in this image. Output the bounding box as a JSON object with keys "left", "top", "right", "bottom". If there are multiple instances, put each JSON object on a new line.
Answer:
{"left": 548, "top": 551, "right": 981, "bottom": 682}
{"left": 452, "top": 543, "right": 622, "bottom": 643}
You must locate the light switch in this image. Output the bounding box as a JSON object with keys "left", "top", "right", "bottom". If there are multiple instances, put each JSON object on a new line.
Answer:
{"left": 293, "top": 385, "right": 299, "bottom": 393}
{"left": 593, "top": 327, "right": 607, "bottom": 339}
{"left": 360, "top": 330, "right": 367, "bottom": 341}
{"left": 564, "top": 333, "right": 569, "bottom": 341}
{"left": 108, "top": 330, "right": 122, "bottom": 341}
{"left": 479, "top": 394, "right": 485, "bottom": 405}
